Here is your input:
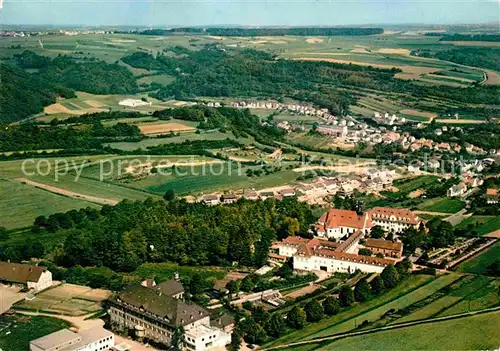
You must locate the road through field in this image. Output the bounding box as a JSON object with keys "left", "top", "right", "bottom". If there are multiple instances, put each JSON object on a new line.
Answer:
{"left": 15, "top": 178, "right": 119, "bottom": 205}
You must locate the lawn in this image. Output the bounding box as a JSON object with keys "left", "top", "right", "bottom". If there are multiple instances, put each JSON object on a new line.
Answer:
{"left": 289, "top": 310, "right": 500, "bottom": 351}
{"left": 418, "top": 197, "right": 465, "bottom": 213}
{"left": 456, "top": 241, "right": 500, "bottom": 275}
{"left": 264, "top": 274, "right": 435, "bottom": 347}
{"left": 0, "top": 314, "right": 71, "bottom": 351}
{"left": 134, "top": 262, "right": 227, "bottom": 282}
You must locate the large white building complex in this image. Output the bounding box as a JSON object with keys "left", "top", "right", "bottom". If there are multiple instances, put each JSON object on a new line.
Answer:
{"left": 108, "top": 279, "right": 231, "bottom": 351}
{"left": 272, "top": 207, "right": 416, "bottom": 274}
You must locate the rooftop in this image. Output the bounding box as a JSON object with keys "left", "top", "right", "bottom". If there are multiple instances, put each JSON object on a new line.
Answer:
{"left": 368, "top": 207, "right": 420, "bottom": 225}
{"left": 30, "top": 329, "right": 79, "bottom": 351}
{"left": 364, "top": 239, "right": 403, "bottom": 252}
{"left": 0, "top": 261, "right": 47, "bottom": 284}
{"left": 114, "top": 285, "right": 209, "bottom": 327}
{"left": 155, "top": 279, "right": 184, "bottom": 297}
{"left": 322, "top": 209, "right": 371, "bottom": 229}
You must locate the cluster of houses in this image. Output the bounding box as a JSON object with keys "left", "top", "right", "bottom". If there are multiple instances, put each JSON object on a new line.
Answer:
{"left": 271, "top": 206, "right": 420, "bottom": 274}
{"left": 373, "top": 112, "right": 407, "bottom": 125}
{"left": 228, "top": 100, "right": 335, "bottom": 119}
{"left": 194, "top": 169, "right": 397, "bottom": 206}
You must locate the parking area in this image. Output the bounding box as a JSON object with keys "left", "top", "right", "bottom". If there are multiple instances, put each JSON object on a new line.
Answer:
{"left": 0, "top": 284, "right": 26, "bottom": 314}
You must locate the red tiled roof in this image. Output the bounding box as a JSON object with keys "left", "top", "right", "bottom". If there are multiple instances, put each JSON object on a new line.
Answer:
{"left": 281, "top": 236, "right": 310, "bottom": 247}
{"left": 324, "top": 209, "right": 370, "bottom": 229}
{"left": 365, "top": 239, "right": 403, "bottom": 252}
{"left": 486, "top": 188, "right": 498, "bottom": 196}
{"left": 268, "top": 253, "right": 287, "bottom": 260}
{"left": 368, "top": 207, "right": 420, "bottom": 225}
{"left": 296, "top": 245, "right": 393, "bottom": 266}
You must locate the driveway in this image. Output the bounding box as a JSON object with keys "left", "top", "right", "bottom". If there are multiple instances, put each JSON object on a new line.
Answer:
{"left": 0, "top": 284, "right": 26, "bottom": 314}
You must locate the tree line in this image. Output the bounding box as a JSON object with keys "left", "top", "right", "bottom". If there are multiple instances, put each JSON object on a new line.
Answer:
{"left": 17, "top": 197, "right": 315, "bottom": 272}
{"left": 134, "top": 27, "right": 384, "bottom": 37}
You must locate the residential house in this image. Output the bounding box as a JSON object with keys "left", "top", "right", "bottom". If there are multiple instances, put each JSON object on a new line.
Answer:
{"left": 221, "top": 193, "right": 238, "bottom": 205}
{"left": 259, "top": 191, "right": 275, "bottom": 201}
{"left": 447, "top": 183, "right": 467, "bottom": 197}
{"left": 201, "top": 194, "right": 220, "bottom": 206}
{"left": 0, "top": 261, "right": 52, "bottom": 293}
{"left": 243, "top": 190, "right": 259, "bottom": 201}
{"left": 279, "top": 188, "right": 296, "bottom": 198}
{"left": 486, "top": 188, "right": 499, "bottom": 204}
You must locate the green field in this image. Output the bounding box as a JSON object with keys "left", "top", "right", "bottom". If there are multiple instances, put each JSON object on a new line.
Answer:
{"left": 288, "top": 310, "right": 500, "bottom": 351}
{"left": 0, "top": 314, "right": 71, "bottom": 351}
{"left": 455, "top": 215, "right": 500, "bottom": 235}
{"left": 395, "top": 275, "right": 492, "bottom": 323}
{"left": 0, "top": 178, "right": 100, "bottom": 229}
{"left": 456, "top": 241, "right": 500, "bottom": 275}
{"left": 417, "top": 197, "right": 465, "bottom": 213}
{"left": 134, "top": 262, "right": 227, "bottom": 282}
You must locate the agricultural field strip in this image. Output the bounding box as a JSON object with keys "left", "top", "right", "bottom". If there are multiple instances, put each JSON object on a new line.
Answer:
{"left": 394, "top": 275, "right": 492, "bottom": 323}
{"left": 15, "top": 177, "right": 119, "bottom": 205}
{"left": 264, "top": 274, "right": 435, "bottom": 347}
{"left": 437, "top": 281, "right": 500, "bottom": 317}
{"left": 305, "top": 273, "right": 463, "bottom": 340}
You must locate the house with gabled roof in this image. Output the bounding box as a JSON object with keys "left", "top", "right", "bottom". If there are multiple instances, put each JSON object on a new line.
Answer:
{"left": 0, "top": 261, "right": 52, "bottom": 293}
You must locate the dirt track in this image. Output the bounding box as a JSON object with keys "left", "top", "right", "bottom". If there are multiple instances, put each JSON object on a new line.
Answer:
{"left": 16, "top": 178, "right": 118, "bottom": 205}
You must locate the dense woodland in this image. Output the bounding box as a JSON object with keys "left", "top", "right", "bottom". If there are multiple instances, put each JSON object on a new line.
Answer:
{"left": 0, "top": 51, "right": 137, "bottom": 123}
{"left": 0, "top": 122, "right": 141, "bottom": 152}
{"left": 1, "top": 198, "right": 315, "bottom": 272}
{"left": 436, "top": 34, "right": 500, "bottom": 42}
{"left": 135, "top": 27, "right": 384, "bottom": 36}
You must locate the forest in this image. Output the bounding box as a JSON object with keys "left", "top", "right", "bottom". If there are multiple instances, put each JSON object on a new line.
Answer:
{"left": 411, "top": 47, "right": 500, "bottom": 72}
{"left": 135, "top": 27, "right": 384, "bottom": 36}
{"left": 0, "top": 51, "right": 137, "bottom": 123}
{"left": 0, "top": 198, "right": 315, "bottom": 272}
{"left": 0, "top": 122, "right": 142, "bottom": 152}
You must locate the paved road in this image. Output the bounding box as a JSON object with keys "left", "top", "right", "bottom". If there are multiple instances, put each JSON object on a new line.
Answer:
{"left": 262, "top": 306, "right": 500, "bottom": 350}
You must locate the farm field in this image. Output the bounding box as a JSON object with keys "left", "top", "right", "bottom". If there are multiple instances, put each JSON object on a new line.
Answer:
{"left": 0, "top": 178, "right": 100, "bottom": 229}
{"left": 455, "top": 241, "right": 500, "bottom": 275}
{"left": 137, "top": 120, "right": 197, "bottom": 135}
{"left": 394, "top": 275, "right": 492, "bottom": 323}
{"left": 287, "top": 310, "right": 500, "bottom": 351}
{"left": 437, "top": 279, "right": 500, "bottom": 317}
{"left": 0, "top": 314, "right": 71, "bottom": 351}
{"left": 455, "top": 215, "right": 500, "bottom": 235}
{"left": 15, "top": 283, "right": 110, "bottom": 316}
{"left": 303, "top": 273, "right": 462, "bottom": 340}
{"left": 265, "top": 274, "right": 435, "bottom": 347}
{"left": 390, "top": 175, "right": 440, "bottom": 197}
{"left": 417, "top": 197, "right": 465, "bottom": 213}
{"left": 1, "top": 33, "right": 491, "bottom": 89}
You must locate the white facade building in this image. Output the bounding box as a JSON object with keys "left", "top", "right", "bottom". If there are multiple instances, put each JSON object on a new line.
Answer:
{"left": 30, "top": 327, "right": 114, "bottom": 351}
{"left": 368, "top": 207, "right": 421, "bottom": 233}
{"left": 0, "top": 261, "right": 53, "bottom": 293}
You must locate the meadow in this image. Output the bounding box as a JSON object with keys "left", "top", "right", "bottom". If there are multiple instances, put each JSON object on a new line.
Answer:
{"left": 455, "top": 215, "right": 500, "bottom": 235}
{"left": 0, "top": 314, "right": 71, "bottom": 351}
{"left": 417, "top": 197, "right": 465, "bottom": 213}
{"left": 455, "top": 241, "right": 500, "bottom": 275}
{"left": 287, "top": 310, "right": 500, "bottom": 351}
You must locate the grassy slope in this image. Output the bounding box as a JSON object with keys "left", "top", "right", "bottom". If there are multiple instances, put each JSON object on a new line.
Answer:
{"left": 265, "top": 274, "right": 434, "bottom": 347}
{"left": 456, "top": 241, "right": 500, "bottom": 275}
{"left": 289, "top": 310, "right": 500, "bottom": 351}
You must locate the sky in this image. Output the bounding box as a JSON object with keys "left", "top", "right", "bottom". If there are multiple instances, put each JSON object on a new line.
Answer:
{"left": 1, "top": 0, "right": 499, "bottom": 26}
